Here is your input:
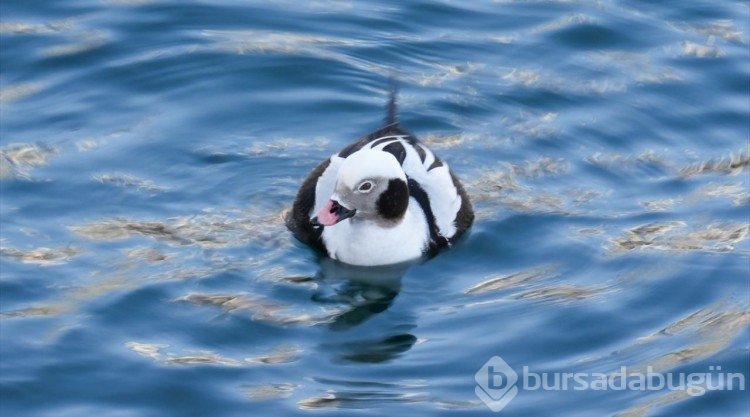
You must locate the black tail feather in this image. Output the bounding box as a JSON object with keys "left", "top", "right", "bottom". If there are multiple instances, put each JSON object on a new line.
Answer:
{"left": 385, "top": 83, "right": 398, "bottom": 126}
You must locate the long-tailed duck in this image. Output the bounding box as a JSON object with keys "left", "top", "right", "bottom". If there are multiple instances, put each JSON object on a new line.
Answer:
{"left": 286, "top": 90, "right": 474, "bottom": 266}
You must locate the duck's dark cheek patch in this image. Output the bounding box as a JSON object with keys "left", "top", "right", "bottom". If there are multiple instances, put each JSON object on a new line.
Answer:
{"left": 376, "top": 178, "right": 409, "bottom": 220}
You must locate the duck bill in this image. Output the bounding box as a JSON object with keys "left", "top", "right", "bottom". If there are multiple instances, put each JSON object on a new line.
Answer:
{"left": 311, "top": 200, "right": 356, "bottom": 226}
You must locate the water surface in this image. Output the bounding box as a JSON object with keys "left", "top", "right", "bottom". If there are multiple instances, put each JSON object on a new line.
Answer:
{"left": 1, "top": 1, "right": 749, "bottom": 416}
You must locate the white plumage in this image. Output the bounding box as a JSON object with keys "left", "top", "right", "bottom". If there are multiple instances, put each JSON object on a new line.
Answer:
{"left": 287, "top": 92, "right": 474, "bottom": 266}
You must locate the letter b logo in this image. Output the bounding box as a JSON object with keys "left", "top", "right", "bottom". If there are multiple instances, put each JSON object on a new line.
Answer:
{"left": 488, "top": 365, "right": 509, "bottom": 390}
{"left": 475, "top": 356, "right": 519, "bottom": 412}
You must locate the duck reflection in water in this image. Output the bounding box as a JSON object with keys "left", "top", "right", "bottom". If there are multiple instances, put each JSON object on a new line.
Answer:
{"left": 311, "top": 258, "right": 418, "bottom": 363}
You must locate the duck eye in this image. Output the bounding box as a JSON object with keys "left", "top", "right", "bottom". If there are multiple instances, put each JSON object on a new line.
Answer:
{"left": 358, "top": 181, "right": 373, "bottom": 192}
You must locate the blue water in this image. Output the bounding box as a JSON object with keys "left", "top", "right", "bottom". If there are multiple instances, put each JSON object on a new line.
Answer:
{"left": 1, "top": 1, "right": 749, "bottom": 416}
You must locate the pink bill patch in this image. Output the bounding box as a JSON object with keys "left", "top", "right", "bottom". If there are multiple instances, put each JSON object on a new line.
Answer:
{"left": 313, "top": 200, "right": 340, "bottom": 226}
